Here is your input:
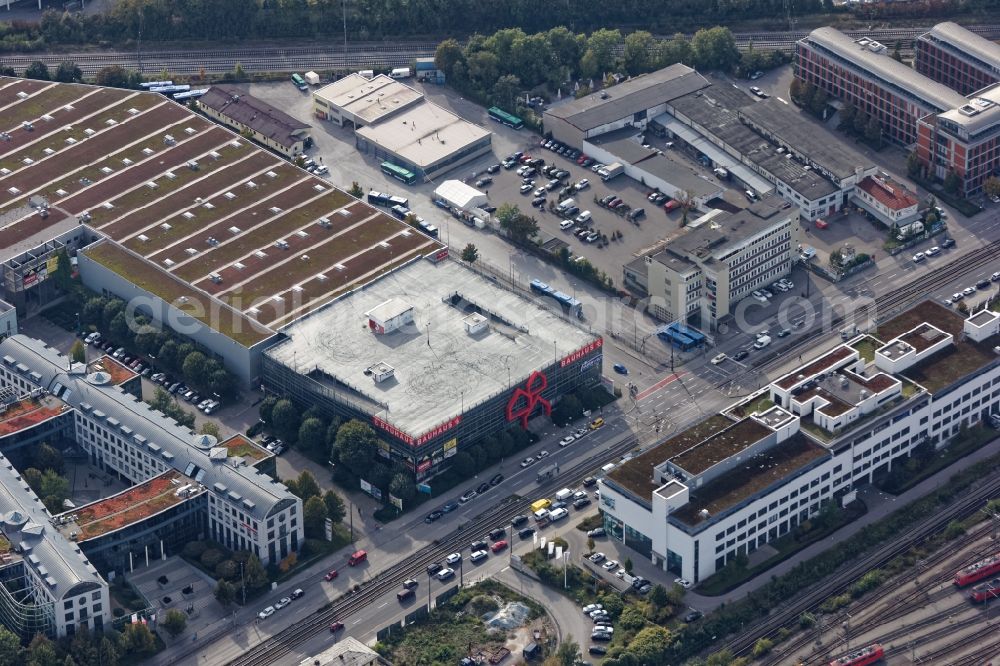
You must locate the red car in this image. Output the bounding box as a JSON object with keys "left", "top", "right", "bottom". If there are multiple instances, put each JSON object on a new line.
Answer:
{"left": 329, "top": 621, "right": 344, "bottom": 633}
{"left": 490, "top": 540, "right": 508, "bottom": 553}
{"left": 324, "top": 569, "right": 339, "bottom": 581}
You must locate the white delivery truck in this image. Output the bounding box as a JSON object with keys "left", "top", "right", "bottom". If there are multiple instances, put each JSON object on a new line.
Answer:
{"left": 555, "top": 488, "right": 573, "bottom": 502}
{"left": 599, "top": 162, "right": 624, "bottom": 181}
{"left": 390, "top": 67, "right": 412, "bottom": 79}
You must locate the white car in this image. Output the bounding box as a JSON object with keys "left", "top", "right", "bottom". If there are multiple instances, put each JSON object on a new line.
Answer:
{"left": 470, "top": 550, "right": 489, "bottom": 563}
{"left": 519, "top": 184, "right": 532, "bottom": 194}
{"left": 534, "top": 187, "right": 546, "bottom": 197}
{"left": 559, "top": 435, "right": 575, "bottom": 447}
{"left": 616, "top": 568, "right": 627, "bottom": 579}
{"left": 436, "top": 567, "right": 455, "bottom": 581}
{"left": 582, "top": 603, "right": 603, "bottom": 614}
{"left": 537, "top": 450, "right": 549, "bottom": 459}
{"left": 274, "top": 597, "right": 291, "bottom": 610}
{"left": 912, "top": 252, "right": 925, "bottom": 263}
{"left": 602, "top": 560, "right": 618, "bottom": 571}
{"left": 445, "top": 552, "right": 462, "bottom": 565}
{"left": 559, "top": 220, "right": 574, "bottom": 230}
{"left": 926, "top": 246, "right": 941, "bottom": 257}
{"left": 711, "top": 353, "right": 727, "bottom": 365}
{"left": 574, "top": 178, "right": 590, "bottom": 190}
{"left": 964, "top": 286, "right": 976, "bottom": 296}
{"left": 520, "top": 457, "right": 535, "bottom": 468}
{"left": 674, "top": 577, "right": 692, "bottom": 589}
{"left": 258, "top": 606, "right": 275, "bottom": 620}
{"left": 589, "top": 552, "right": 606, "bottom": 563}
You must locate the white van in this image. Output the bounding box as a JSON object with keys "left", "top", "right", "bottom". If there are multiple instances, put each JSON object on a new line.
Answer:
{"left": 557, "top": 197, "right": 576, "bottom": 211}
{"left": 575, "top": 210, "right": 592, "bottom": 224}
{"left": 533, "top": 508, "right": 550, "bottom": 522}
{"left": 753, "top": 335, "right": 771, "bottom": 350}
{"left": 555, "top": 488, "right": 573, "bottom": 502}
{"left": 549, "top": 507, "right": 569, "bottom": 522}
{"left": 358, "top": 70, "right": 374, "bottom": 79}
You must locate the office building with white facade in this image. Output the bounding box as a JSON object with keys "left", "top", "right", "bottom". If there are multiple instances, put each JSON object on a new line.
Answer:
{"left": 598, "top": 301, "right": 1000, "bottom": 583}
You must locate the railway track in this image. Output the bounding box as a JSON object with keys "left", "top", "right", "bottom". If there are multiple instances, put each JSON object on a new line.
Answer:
{"left": 756, "top": 524, "right": 996, "bottom": 666}
{"left": 4, "top": 24, "right": 1000, "bottom": 76}
{"left": 724, "top": 471, "right": 1000, "bottom": 658}
{"left": 224, "top": 430, "right": 642, "bottom": 666}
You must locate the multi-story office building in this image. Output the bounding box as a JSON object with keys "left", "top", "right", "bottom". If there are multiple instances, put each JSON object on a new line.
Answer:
{"left": 916, "top": 83, "right": 1000, "bottom": 198}
{"left": 598, "top": 301, "right": 1000, "bottom": 583}
{"left": 916, "top": 22, "right": 1000, "bottom": 96}
{"left": 795, "top": 27, "right": 966, "bottom": 145}
{"left": 0, "top": 334, "right": 300, "bottom": 582}
{"left": 632, "top": 197, "right": 795, "bottom": 329}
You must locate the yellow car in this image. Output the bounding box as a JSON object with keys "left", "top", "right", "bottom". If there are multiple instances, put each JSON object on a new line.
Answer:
{"left": 590, "top": 418, "right": 605, "bottom": 430}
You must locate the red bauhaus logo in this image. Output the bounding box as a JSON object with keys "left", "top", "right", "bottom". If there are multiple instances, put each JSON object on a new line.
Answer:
{"left": 506, "top": 370, "right": 552, "bottom": 428}
{"left": 372, "top": 416, "right": 415, "bottom": 446}
{"left": 416, "top": 416, "right": 462, "bottom": 445}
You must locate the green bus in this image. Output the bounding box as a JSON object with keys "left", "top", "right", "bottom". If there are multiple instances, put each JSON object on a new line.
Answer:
{"left": 291, "top": 73, "right": 308, "bottom": 91}
{"left": 381, "top": 161, "right": 417, "bottom": 185}
{"left": 488, "top": 106, "right": 523, "bottom": 130}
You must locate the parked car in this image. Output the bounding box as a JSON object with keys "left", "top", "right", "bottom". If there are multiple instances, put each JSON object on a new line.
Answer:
{"left": 674, "top": 577, "right": 693, "bottom": 589}
{"left": 424, "top": 511, "right": 443, "bottom": 524}
{"left": 490, "top": 540, "right": 508, "bottom": 553}
{"left": 613, "top": 363, "right": 628, "bottom": 375}
{"left": 445, "top": 552, "right": 462, "bottom": 565}
{"left": 274, "top": 597, "right": 291, "bottom": 610}
{"left": 329, "top": 621, "right": 344, "bottom": 632}
{"left": 459, "top": 489, "right": 477, "bottom": 503}
{"left": 257, "top": 606, "right": 275, "bottom": 620}
{"left": 426, "top": 562, "right": 443, "bottom": 575}
{"left": 587, "top": 527, "right": 605, "bottom": 538}
{"left": 512, "top": 514, "right": 528, "bottom": 527}
{"left": 436, "top": 567, "right": 455, "bottom": 581}
{"left": 560, "top": 435, "right": 576, "bottom": 446}
{"left": 490, "top": 473, "right": 504, "bottom": 486}
{"left": 324, "top": 569, "right": 339, "bottom": 581}
{"left": 520, "top": 457, "right": 535, "bottom": 468}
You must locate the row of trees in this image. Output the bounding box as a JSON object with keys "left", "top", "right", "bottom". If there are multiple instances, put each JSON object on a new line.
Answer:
{"left": 283, "top": 470, "right": 347, "bottom": 540}
{"left": 1, "top": 1, "right": 835, "bottom": 52}
{"left": 18, "top": 443, "right": 69, "bottom": 514}
{"left": 434, "top": 26, "right": 751, "bottom": 119}
{"left": 79, "top": 291, "right": 238, "bottom": 400}
{"left": 0, "top": 623, "right": 159, "bottom": 666}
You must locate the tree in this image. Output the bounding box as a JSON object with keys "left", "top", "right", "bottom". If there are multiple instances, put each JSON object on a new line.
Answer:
{"left": 27, "top": 633, "right": 58, "bottom": 666}
{"left": 24, "top": 61, "right": 51, "bottom": 81}
{"left": 853, "top": 110, "right": 869, "bottom": 137}
{"left": 628, "top": 626, "right": 671, "bottom": 663}
{"left": 624, "top": 31, "right": 655, "bottom": 75}
{"left": 552, "top": 638, "right": 581, "bottom": 666}
{"left": 619, "top": 606, "right": 646, "bottom": 631}
{"left": 182, "top": 351, "right": 209, "bottom": 388}
{"left": 648, "top": 583, "right": 669, "bottom": 607}
{"left": 54, "top": 60, "right": 82, "bottom": 83}
{"left": 96, "top": 65, "right": 131, "bottom": 88}
{"left": 162, "top": 609, "right": 187, "bottom": 637}
{"left": 199, "top": 421, "right": 221, "bottom": 438}
{"left": 298, "top": 417, "right": 327, "bottom": 457}
{"left": 752, "top": 637, "right": 774, "bottom": 657}
{"left": 389, "top": 473, "right": 416, "bottom": 503}
{"left": 944, "top": 170, "right": 962, "bottom": 195}
{"left": 215, "top": 559, "right": 238, "bottom": 580}
{"left": 691, "top": 27, "right": 739, "bottom": 71}
{"left": 40, "top": 470, "right": 69, "bottom": 514}
{"left": 597, "top": 592, "right": 624, "bottom": 619}
{"left": 119, "top": 623, "right": 156, "bottom": 654}
{"left": 499, "top": 210, "right": 539, "bottom": 244}
{"left": 200, "top": 548, "right": 225, "bottom": 569}
{"left": 23, "top": 467, "right": 43, "bottom": 494}
{"left": 809, "top": 88, "right": 828, "bottom": 117}
{"left": 983, "top": 177, "right": 1000, "bottom": 200}
{"left": 242, "top": 554, "right": 268, "bottom": 590}
{"left": 892, "top": 40, "right": 903, "bottom": 62}
{"left": 334, "top": 420, "right": 379, "bottom": 475}
{"left": 461, "top": 243, "right": 479, "bottom": 263}
{"left": 271, "top": 398, "right": 300, "bottom": 442}
{"left": 587, "top": 28, "right": 621, "bottom": 74}
{"left": 677, "top": 189, "right": 696, "bottom": 226}
{"left": 789, "top": 77, "right": 804, "bottom": 104}
{"left": 907, "top": 150, "right": 923, "bottom": 178}
{"left": 258, "top": 395, "right": 278, "bottom": 424}
{"left": 435, "top": 38, "right": 465, "bottom": 79}
{"left": 295, "top": 470, "right": 321, "bottom": 501}
{"left": 623, "top": 556, "right": 633, "bottom": 573}
{"left": 492, "top": 74, "right": 521, "bottom": 113}
{"left": 450, "top": 451, "right": 475, "bottom": 476}
{"left": 303, "top": 496, "right": 328, "bottom": 539}
{"left": 659, "top": 32, "right": 692, "bottom": 67}
{"left": 324, "top": 490, "right": 347, "bottom": 524}
{"left": 34, "top": 443, "right": 63, "bottom": 473}
{"left": 0, "top": 625, "right": 20, "bottom": 666}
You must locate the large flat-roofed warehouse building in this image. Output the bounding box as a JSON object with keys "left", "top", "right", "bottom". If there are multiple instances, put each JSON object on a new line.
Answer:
{"left": 312, "top": 74, "right": 492, "bottom": 181}
{"left": 262, "top": 259, "right": 603, "bottom": 481}
{"left": 0, "top": 75, "right": 446, "bottom": 385}
{"left": 543, "top": 64, "right": 711, "bottom": 147}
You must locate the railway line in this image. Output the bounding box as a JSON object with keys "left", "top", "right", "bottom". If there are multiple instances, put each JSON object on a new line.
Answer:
{"left": 723, "top": 469, "right": 1000, "bottom": 658}
{"left": 2, "top": 24, "right": 1000, "bottom": 77}
{"left": 224, "top": 429, "right": 643, "bottom": 666}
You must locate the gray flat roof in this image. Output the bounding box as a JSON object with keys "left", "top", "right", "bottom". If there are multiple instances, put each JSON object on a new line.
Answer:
{"left": 939, "top": 83, "right": 1000, "bottom": 132}
{"left": 314, "top": 74, "right": 424, "bottom": 125}
{"left": 544, "top": 64, "right": 710, "bottom": 132}
{"left": 266, "top": 259, "right": 598, "bottom": 436}
{"left": 670, "top": 89, "right": 835, "bottom": 200}
{"left": 739, "top": 98, "right": 874, "bottom": 182}
{"left": 670, "top": 196, "right": 793, "bottom": 260}
{"left": 355, "top": 100, "right": 490, "bottom": 168}
{"left": 586, "top": 129, "right": 656, "bottom": 164}
{"left": 921, "top": 22, "right": 1000, "bottom": 74}
{"left": 633, "top": 153, "right": 723, "bottom": 199}
{"left": 802, "top": 28, "right": 967, "bottom": 112}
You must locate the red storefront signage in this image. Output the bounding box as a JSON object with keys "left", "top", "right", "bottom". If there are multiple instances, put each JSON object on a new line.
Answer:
{"left": 434, "top": 248, "right": 449, "bottom": 262}
{"left": 372, "top": 416, "right": 415, "bottom": 446}
{"left": 417, "top": 459, "right": 432, "bottom": 473}
{"left": 559, "top": 338, "right": 604, "bottom": 368}
{"left": 506, "top": 370, "right": 552, "bottom": 429}
{"left": 416, "top": 416, "right": 461, "bottom": 445}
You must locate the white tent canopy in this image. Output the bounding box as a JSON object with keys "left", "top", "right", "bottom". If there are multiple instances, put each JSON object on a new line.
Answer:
{"left": 433, "top": 180, "right": 487, "bottom": 211}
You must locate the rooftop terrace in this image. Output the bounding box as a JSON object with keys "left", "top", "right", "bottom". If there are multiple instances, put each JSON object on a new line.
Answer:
{"left": 57, "top": 470, "right": 203, "bottom": 541}
{"left": 878, "top": 300, "right": 999, "bottom": 394}
{"left": 88, "top": 356, "right": 137, "bottom": 386}
{"left": 672, "top": 433, "right": 828, "bottom": 528}
{"left": 0, "top": 394, "right": 67, "bottom": 436}
{"left": 669, "top": 417, "right": 771, "bottom": 475}
{"left": 219, "top": 434, "right": 270, "bottom": 463}
{"left": 607, "top": 414, "right": 732, "bottom": 499}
